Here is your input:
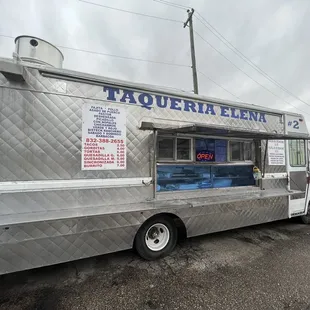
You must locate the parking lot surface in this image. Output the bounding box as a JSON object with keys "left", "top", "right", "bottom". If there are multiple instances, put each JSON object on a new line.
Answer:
{"left": 1, "top": 219, "right": 310, "bottom": 310}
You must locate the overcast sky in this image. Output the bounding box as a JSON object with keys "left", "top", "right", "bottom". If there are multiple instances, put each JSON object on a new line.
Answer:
{"left": 1, "top": 0, "right": 310, "bottom": 121}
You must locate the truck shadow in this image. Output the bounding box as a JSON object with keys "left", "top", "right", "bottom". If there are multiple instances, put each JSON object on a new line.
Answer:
{"left": 0, "top": 219, "right": 307, "bottom": 310}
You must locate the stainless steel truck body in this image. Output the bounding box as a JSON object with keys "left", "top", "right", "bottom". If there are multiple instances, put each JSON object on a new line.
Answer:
{"left": 1, "top": 36, "right": 309, "bottom": 274}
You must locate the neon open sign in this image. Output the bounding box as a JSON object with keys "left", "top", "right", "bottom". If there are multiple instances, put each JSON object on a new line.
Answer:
{"left": 196, "top": 151, "right": 215, "bottom": 162}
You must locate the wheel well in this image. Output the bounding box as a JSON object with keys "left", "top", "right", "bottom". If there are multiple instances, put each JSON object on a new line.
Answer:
{"left": 134, "top": 213, "right": 187, "bottom": 245}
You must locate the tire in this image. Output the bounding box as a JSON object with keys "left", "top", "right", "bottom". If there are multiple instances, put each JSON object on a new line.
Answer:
{"left": 134, "top": 215, "right": 178, "bottom": 260}
{"left": 301, "top": 207, "right": 310, "bottom": 224}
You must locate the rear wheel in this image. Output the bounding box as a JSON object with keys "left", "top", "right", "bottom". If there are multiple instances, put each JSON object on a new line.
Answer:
{"left": 134, "top": 215, "right": 178, "bottom": 260}
{"left": 301, "top": 207, "right": 310, "bottom": 224}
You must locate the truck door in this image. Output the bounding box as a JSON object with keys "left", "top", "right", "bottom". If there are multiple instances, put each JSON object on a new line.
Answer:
{"left": 287, "top": 139, "right": 308, "bottom": 216}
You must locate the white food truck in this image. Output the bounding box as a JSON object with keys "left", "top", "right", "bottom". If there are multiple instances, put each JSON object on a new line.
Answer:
{"left": 0, "top": 36, "right": 309, "bottom": 274}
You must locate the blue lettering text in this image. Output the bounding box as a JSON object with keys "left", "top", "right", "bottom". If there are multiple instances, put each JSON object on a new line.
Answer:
{"left": 205, "top": 104, "right": 216, "bottom": 115}
{"left": 184, "top": 100, "right": 196, "bottom": 112}
{"left": 103, "top": 86, "right": 119, "bottom": 101}
{"left": 259, "top": 113, "right": 267, "bottom": 123}
{"left": 138, "top": 93, "right": 153, "bottom": 110}
{"left": 231, "top": 108, "right": 239, "bottom": 119}
{"left": 120, "top": 90, "right": 136, "bottom": 104}
{"left": 220, "top": 107, "right": 230, "bottom": 117}
{"left": 240, "top": 109, "right": 248, "bottom": 120}
{"left": 197, "top": 102, "right": 204, "bottom": 114}
{"left": 101, "top": 86, "right": 269, "bottom": 125}
{"left": 249, "top": 111, "right": 258, "bottom": 121}
{"left": 170, "top": 97, "right": 182, "bottom": 111}
{"left": 155, "top": 95, "right": 168, "bottom": 108}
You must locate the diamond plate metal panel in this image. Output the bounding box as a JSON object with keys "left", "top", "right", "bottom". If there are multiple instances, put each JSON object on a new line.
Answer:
{"left": 64, "top": 77, "right": 284, "bottom": 135}
{"left": 0, "top": 62, "right": 292, "bottom": 275}
{"left": 291, "top": 193, "right": 305, "bottom": 200}
{"left": 261, "top": 179, "right": 288, "bottom": 189}
{"left": 0, "top": 186, "right": 152, "bottom": 215}
{"left": 261, "top": 141, "right": 287, "bottom": 173}
{"left": 0, "top": 211, "right": 152, "bottom": 244}
{"left": 0, "top": 195, "right": 288, "bottom": 274}
{"left": 0, "top": 228, "right": 137, "bottom": 274}
{"left": 0, "top": 89, "right": 152, "bottom": 181}
{"left": 0, "top": 209, "right": 155, "bottom": 274}
{"left": 0, "top": 67, "right": 153, "bottom": 181}
{"left": 1, "top": 66, "right": 285, "bottom": 181}
{"left": 157, "top": 186, "right": 260, "bottom": 201}
{"left": 177, "top": 196, "right": 288, "bottom": 237}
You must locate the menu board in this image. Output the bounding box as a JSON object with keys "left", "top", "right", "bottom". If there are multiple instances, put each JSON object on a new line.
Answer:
{"left": 82, "top": 103, "right": 126, "bottom": 170}
{"left": 268, "top": 140, "right": 285, "bottom": 166}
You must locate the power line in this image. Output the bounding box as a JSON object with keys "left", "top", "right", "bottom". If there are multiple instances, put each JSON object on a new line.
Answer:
{"left": 0, "top": 30, "right": 305, "bottom": 112}
{"left": 79, "top": 0, "right": 183, "bottom": 23}
{"left": 0, "top": 6, "right": 265, "bottom": 106}
{"left": 152, "top": 0, "right": 310, "bottom": 113}
{"left": 153, "top": 0, "right": 245, "bottom": 102}
{"left": 1, "top": 25, "right": 307, "bottom": 114}
{"left": 153, "top": 0, "right": 189, "bottom": 10}
{"left": 58, "top": 45, "right": 191, "bottom": 67}
{"left": 0, "top": 34, "right": 190, "bottom": 68}
{"left": 0, "top": 34, "right": 245, "bottom": 101}
{"left": 194, "top": 30, "right": 310, "bottom": 115}
{"left": 0, "top": 34, "right": 15, "bottom": 39}
{"left": 198, "top": 70, "right": 243, "bottom": 101}
{"left": 194, "top": 12, "right": 310, "bottom": 109}
{"left": 76, "top": 1, "right": 310, "bottom": 115}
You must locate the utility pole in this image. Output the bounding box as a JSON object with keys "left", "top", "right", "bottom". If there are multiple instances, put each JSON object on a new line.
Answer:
{"left": 184, "top": 8, "right": 199, "bottom": 94}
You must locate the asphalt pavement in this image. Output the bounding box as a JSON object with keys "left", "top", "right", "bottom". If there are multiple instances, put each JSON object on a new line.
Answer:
{"left": 1, "top": 219, "right": 310, "bottom": 310}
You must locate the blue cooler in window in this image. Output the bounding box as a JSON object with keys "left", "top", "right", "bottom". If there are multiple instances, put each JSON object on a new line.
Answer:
{"left": 199, "top": 181, "right": 213, "bottom": 189}
{"left": 213, "top": 178, "right": 232, "bottom": 188}
{"left": 157, "top": 172, "right": 172, "bottom": 179}
{"left": 202, "top": 173, "right": 211, "bottom": 178}
{"left": 178, "top": 183, "right": 199, "bottom": 190}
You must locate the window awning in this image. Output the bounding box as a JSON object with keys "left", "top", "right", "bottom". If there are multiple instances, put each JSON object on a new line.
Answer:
{"left": 139, "top": 121, "right": 309, "bottom": 140}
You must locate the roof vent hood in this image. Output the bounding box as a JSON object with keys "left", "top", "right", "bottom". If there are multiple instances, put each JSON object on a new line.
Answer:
{"left": 14, "top": 35, "right": 64, "bottom": 68}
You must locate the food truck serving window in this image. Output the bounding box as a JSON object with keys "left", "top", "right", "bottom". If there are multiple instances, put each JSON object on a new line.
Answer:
{"left": 157, "top": 136, "right": 254, "bottom": 163}
{"left": 156, "top": 135, "right": 255, "bottom": 192}
{"left": 157, "top": 137, "right": 193, "bottom": 161}
{"left": 195, "top": 139, "right": 227, "bottom": 162}
{"left": 230, "top": 141, "right": 253, "bottom": 161}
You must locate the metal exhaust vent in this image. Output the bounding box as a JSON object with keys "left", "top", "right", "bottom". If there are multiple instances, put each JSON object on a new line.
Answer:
{"left": 14, "top": 35, "right": 64, "bottom": 68}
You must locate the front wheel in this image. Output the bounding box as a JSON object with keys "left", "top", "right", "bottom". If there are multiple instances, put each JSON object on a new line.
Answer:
{"left": 134, "top": 215, "right": 178, "bottom": 260}
{"left": 301, "top": 207, "right": 310, "bottom": 224}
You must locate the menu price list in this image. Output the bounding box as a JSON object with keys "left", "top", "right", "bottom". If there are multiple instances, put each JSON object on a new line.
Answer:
{"left": 268, "top": 140, "right": 285, "bottom": 166}
{"left": 82, "top": 103, "right": 126, "bottom": 170}
{"left": 116, "top": 142, "right": 126, "bottom": 168}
